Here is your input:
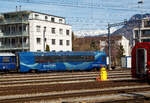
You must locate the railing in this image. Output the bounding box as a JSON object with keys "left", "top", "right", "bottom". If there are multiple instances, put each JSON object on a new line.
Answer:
{"left": 0, "top": 31, "right": 28, "bottom": 38}
{"left": 0, "top": 32, "right": 3, "bottom": 36}
{"left": 0, "top": 18, "right": 28, "bottom": 24}
{"left": 141, "top": 34, "right": 150, "bottom": 37}
{"left": 0, "top": 43, "right": 29, "bottom": 50}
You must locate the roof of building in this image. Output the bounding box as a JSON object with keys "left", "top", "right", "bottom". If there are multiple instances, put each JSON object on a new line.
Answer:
{"left": 0, "top": 10, "right": 65, "bottom": 19}
{"left": 75, "top": 35, "right": 125, "bottom": 42}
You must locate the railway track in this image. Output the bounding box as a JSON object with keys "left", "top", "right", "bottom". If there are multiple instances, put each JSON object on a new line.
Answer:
{"left": 0, "top": 69, "right": 150, "bottom": 103}
{"left": 0, "top": 74, "right": 131, "bottom": 86}
{"left": 0, "top": 70, "right": 130, "bottom": 78}
{"left": 0, "top": 70, "right": 131, "bottom": 86}
{"left": 0, "top": 83, "right": 150, "bottom": 103}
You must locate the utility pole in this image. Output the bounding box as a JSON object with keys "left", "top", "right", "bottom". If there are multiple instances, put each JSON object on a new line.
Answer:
{"left": 138, "top": 0, "right": 144, "bottom": 43}
{"left": 107, "top": 24, "right": 111, "bottom": 70}
{"left": 20, "top": 6, "right": 24, "bottom": 51}
{"left": 107, "top": 20, "right": 127, "bottom": 70}
{"left": 138, "top": 19, "right": 142, "bottom": 43}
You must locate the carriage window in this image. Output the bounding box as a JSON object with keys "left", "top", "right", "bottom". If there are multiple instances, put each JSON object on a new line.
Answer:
{"left": 35, "top": 55, "right": 95, "bottom": 63}
{"left": 2, "top": 57, "right": 10, "bottom": 63}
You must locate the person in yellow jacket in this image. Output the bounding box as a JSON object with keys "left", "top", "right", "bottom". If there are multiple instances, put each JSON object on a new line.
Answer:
{"left": 100, "top": 66, "right": 107, "bottom": 81}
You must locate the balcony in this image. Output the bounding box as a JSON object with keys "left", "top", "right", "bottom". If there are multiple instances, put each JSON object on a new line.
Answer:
{"left": 0, "top": 31, "right": 29, "bottom": 38}
{"left": 0, "top": 18, "right": 28, "bottom": 25}
{"left": 0, "top": 32, "right": 3, "bottom": 36}
{"left": 0, "top": 43, "right": 29, "bottom": 50}
{"left": 144, "top": 21, "right": 150, "bottom": 28}
{"left": 141, "top": 30, "right": 150, "bottom": 37}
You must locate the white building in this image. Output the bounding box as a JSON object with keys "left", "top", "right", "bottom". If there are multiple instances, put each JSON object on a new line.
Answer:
{"left": 117, "top": 36, "right": 130, "bottom": 56}
{"left": 133, "top": 17, "right": 150, "bottom": 46}
{"left": 0, "top": 11, "right": 72, "bottom": 53}
{"left": 99, "top": 35, "right": 130, "bottom": 56}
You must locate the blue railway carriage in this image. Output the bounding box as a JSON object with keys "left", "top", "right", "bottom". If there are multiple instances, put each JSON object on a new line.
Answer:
{"left": 18, "top": 51, "right": 107, "bottom": 72}
{"left": 0, "top": 53, "right": 16, "bottom": 72}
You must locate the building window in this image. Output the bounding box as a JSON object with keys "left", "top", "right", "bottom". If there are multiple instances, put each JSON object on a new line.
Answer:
{"left": 45, "top": 16, "right": 48, "bottom": 20}
{"left": 59, "top": 19, "right": 63, "bottom": 23}
{"left": 142, "top": 30, "right": 150, "bottom": 37}
{"left": 52, "top": 28, "right": 55, "bottom": 34}
{"left": 44, "top": 26, "right": 46, "bottom": 32}
{"left": 23, "top": 25, "right": 26, "bottom": 31}
{"left": 36, "top": 38, "right": 41, "bottom": 44}
{"left": 36, "top": 25, "right": 41, "bottom": 32}
{"left": 59, "top": 40, "right": 63, "bottom": 45}
{"left": 66, "top": 30, "right": 69, "bottom": 35}
{"left": 52, "top": 39, "right": 55, "bottom": 45}
{"left": 35, "top": 14, "right": 39, "bottom": 19}
{"left": 8, "top": 26, "right": 11, "bottom": 33}
{"left": 66, "top": 40, "right": 70, "bottom": 46}
{"left": 19, "top": 26, "right": 22, "bottom": 32}
{"left": 59, "top": 29, "right": 63, "bottom": 34}
{"left": 100, "top": 41, "right": 106, "bottom": 46}
{"left": 51, "top": 17, "right": 55, "bottom": 22}
{"left": 144, "top": 20, "right": 150, "bottom": 27}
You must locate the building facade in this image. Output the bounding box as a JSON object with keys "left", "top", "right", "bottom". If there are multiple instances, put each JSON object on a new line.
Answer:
{"left": 99, "top": 35, "right": 130, "bottom": 56}
{"left": 133, "top": 18, "right": 150, "bottom": 46}
{"left": 0, "top": 11, "right": 72, "bottom": 53}
{"left": 73, "top": 35, "right": 130, "bottom": 56}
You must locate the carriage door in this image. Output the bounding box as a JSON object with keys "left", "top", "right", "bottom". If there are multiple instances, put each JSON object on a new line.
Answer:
{"left": 136, "top": 48, "right": 147, "bottom": 75}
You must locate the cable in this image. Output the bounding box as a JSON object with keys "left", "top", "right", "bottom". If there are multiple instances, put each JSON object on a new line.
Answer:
{"left": 0, "top": 0, "right": 149, "bottom": 12}
{"left": 0, "top": 0, "right": 148, "bottom": 31}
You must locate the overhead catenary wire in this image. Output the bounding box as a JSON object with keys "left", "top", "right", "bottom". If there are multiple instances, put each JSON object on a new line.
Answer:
{"left": 0, "top": 0, "right": 148, "bottom": 31}
{"left": 0, "top": 0, "right": 149, "bottom": 12}
{"left": 0, "top": 0, "right": 148, "bottom": 22}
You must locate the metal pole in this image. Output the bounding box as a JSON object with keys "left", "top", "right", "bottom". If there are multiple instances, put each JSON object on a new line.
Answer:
{"left": 108, "top": 24, "right": 111, "bottom": 70}
{"left": 43, "top": 27, "right": 46, "bottom": 51}
{"left": 22, "top": 12, "right": 24, "bottom": 51}
{"left": 106, "top": 20, "right": 127, "bottom": 70}
{"left": 138, "top": 20, "right": 141, "bottom": 43}
{"left": 138, "top": 0, "right": 144, "bottom": 43}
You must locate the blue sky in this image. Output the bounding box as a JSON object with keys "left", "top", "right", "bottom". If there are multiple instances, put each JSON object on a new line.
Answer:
{"left": 0, "top": 0, "right": 150, "bottom": 36}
